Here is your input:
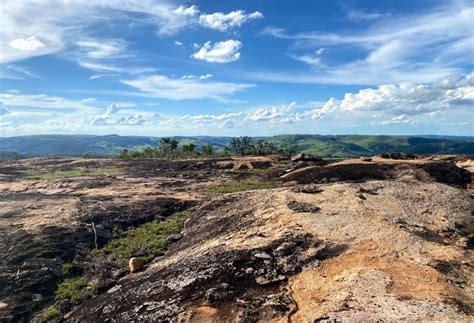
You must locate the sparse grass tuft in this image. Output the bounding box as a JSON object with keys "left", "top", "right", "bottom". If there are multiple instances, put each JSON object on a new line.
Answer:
{"left": 103, "top": 210, "right": 191, "bottom": 262}
{"left": 43, "top": 307, "right": 60, "bottom": 321}
{"left": 55, "top": 277, "right": 87, "bottom": 304}
{"left": 23, "top": 167, "right": 125, "bottom": 180}
{"left": 206, "top": 179, "right": 274, "bottom": 194}
{"left": 60, "top": 263, "right": 74, "bottom": 277}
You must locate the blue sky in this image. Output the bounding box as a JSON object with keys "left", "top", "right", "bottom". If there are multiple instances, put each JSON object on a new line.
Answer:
{"left": 0, "top": 0, "right": 473, "bottom": 136}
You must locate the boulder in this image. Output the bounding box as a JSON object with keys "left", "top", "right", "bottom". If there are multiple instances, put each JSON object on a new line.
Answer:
{"left": 129, "top": 258, "right": 144, "bottom": 273}
{"left": 291, "top": 153, "right": 323, "bottom": 163}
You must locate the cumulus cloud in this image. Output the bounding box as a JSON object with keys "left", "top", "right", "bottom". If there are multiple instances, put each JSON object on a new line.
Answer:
{"left": 307, "top": 72, "right": 474, "bottom": 118}
{"left": 192, "top": 40, "right": 242, "bottom": 63}
{"left": 199, "top": 10, "right": 263, "bottom": 31}
{"left": 0, "top": 1, "right": 259, "bottom": 63}
{"left": 90, "top": 102, "right": 150, "bottom": 126}
{"left": 245, "top": 102, "right": 296, "bottom": 122}
{"left": 121, "top": 74, "right": 252, "bottom": 101}
{"left": 9, "top": 36, "right": 45, "bottom": 51}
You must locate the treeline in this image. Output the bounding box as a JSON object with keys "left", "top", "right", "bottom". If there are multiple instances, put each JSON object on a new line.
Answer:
{"left": 117, "top": 136, "right": 296, "bottom": 159}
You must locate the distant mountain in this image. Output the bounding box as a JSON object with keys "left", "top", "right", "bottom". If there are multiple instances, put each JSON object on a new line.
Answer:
{"left": 0, "top": 134, "right": 473, "bottom": 159}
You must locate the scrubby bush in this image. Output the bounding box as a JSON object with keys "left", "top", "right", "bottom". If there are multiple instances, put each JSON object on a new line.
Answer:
{"left": 43, "top": 307, "right": 60, "bottom": 321}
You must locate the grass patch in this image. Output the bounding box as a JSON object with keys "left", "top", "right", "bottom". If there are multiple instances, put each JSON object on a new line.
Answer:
{"left": 23, "top": 167, "right": 125, "bottom": 180}
{"left": 102, "top": 210, "right": 191, "bottom": 262}
{"left": 207, "top": 179, "right": 274, "bottom": 194}
{"left": 55, "top": 277, "right": 88, "bottom": 304}
{"left": 43, "top": 307, "right": 60, "bottom": 321}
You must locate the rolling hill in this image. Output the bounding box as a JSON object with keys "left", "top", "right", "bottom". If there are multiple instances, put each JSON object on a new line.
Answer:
{"left": 0, "top": 134, "right": 473, "bottom": 159}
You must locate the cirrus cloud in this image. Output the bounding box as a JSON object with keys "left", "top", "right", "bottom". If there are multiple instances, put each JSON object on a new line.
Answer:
{"left": 120, "top": 74, "right": 253, "bottom": 101}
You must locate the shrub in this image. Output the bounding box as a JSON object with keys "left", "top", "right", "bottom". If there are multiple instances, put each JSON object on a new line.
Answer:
{"left": 55, "top": 277, "right": 87, "bottom": 304}
{"left": 43, "top": 307, "right": 60, "bottom": 321}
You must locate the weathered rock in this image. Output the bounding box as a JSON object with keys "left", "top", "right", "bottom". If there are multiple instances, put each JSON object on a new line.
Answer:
{"left": 167, "top": 233, "right": 183, "bottom": 242}
{"left": 205, "top": 283, "right": 234, "bottom": 303}
{"left": 58, "top": 299, "right": 72, "bottom": 313}
{"left": 291, "top": 153, "right": 323, "bottom": 163}
{"left": 287, "top": 200, "right": 320, "bottom": 213}
{"left": 129, "top": 258, "right": 144, "bottom": 273}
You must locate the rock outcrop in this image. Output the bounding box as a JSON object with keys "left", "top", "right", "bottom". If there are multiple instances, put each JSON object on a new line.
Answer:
{"left": 66, "top": 159, "right": 473, "bottom": 321}
{"left": 1, "top": 155, "right": 473, "bottom": 322}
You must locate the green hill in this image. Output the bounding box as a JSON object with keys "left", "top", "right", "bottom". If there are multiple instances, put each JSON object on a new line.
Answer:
{"left": 0, "top": 134, "right": 472, "bottom": 158}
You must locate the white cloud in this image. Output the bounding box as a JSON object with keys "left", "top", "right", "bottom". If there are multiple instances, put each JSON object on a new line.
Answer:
{"left": 0, "top": 65, "right": 40, "bottom": 80}
{"left": 0, "top": 103, "right": 11, "bottom": 116}
{"left": 9, "top": 36, "right": 45, "bottom": 51}
{"left": 121, "top": 74, "right": 252, "bottom": 100}
{"left": 291, "top": 48, "right": 327, "bottom": 67}
{"left": 0, "top": 1, "right": 251, "bottom": 64}
{"left": 199, "top": 10, "right": 263, "bottom": 31}
{"left": 0, "top": 93, "right": 100, "bottom": 112}
{"left": 77, "top": 60, "right": 157, "bottom": 74}
{"left": 372, "top": 114, "right": 414, "bottom": 125}
{"left": 174, "top": 40, "right": 183, "bottom": 46}
{"left": 257, "top": 2, "right": 474, "bottom": 85}
{"left": 192, "top": 40, "right": 242, "bottom": 63}
{"left": 245, "top": 102, "right": 296, "bottom": 121}
{"left": 181, "top": 73, "right": 213, "bottom": 80}
{"left": 306, "top": 72, "right": 474, "bottom": 119}
{"left": 344, "top": 9, "right": 390, "bottom": 22}
{"left": 199, "top": 73, "right": 213, "bottom": 80}
{"left": 76, "top": 40, "right": 126, "bottom": 59}
{"left": 90, "top": 102, "right": 150, "bottom": 126}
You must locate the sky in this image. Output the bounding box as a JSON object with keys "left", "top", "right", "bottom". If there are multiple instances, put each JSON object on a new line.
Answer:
{"left": 0, "top": 0, "right": 473, "bottom": 137}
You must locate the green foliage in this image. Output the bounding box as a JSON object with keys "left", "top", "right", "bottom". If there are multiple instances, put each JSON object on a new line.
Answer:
{"left": 60, "top": 263, "right": 74, "bottom": 277}
{"left": 102, "top": 210, "right": 191, "bottom": 262}
{"left": 207, "top": 179, "right": 275, "bottom": 194}
{"left": 201, "top": 144, "right": 214, "bottom": 157}
{"left": 23, "top": 167, "right": 125, "bottom": 180}
{"left": 55, "top": 277, "right": 87, "bottom": 304}
{"left": 43, "top": 307, "right": 60, "bottom": 321}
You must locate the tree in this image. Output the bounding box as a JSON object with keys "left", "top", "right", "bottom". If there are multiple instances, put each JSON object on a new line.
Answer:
{"left": 202, "top": 144, "right": 214, "bottom": 157}
{"left": 228, "top": 136, "right": 253, "bottom": 156}
{"left": 159, "top": 137, "right": 178, "bottom": 159}
{"left": 181, "top": 143, "right": 197, "bottom": 154}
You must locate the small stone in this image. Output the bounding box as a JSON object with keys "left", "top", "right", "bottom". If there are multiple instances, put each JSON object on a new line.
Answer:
{"left": 32, "top": 293, "right": 43, "bottom": 302}
{"left": 0, "top": 301, "right": 8, "bottom": 310}
{"left": 107, "top": 285, "right": 121, "bottom": 294}
{"left": 360, "top": 157, "right": 372, "bottom": 162}
{"left": 129, "top": 257, "right": 144, "bottom": 273}
{"left": 254, "top": 252, "right": 272, "bottom": 260}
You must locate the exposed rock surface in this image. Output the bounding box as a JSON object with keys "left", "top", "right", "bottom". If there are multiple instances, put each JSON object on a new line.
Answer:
{"left": 66, "top": 157, "right": 473, "bottom": 322}
{"left": 1, "top": 155, "right": 473, "bottom": 322}
{"left": 0, "top": 156, "right": 281, "bottom": 322}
